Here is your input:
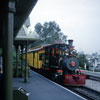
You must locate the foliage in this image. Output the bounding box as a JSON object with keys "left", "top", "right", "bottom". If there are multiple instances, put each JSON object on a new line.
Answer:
{"left": 78, "top": 52, "right": 89, "bottom": 70}
{"left": 34, "top": 21, "right": 67, "bottom": 45}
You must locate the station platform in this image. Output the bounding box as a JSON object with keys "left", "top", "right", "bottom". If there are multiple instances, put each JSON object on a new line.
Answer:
{"left": 13, "top": 71, "right": 85, "bottom": 100}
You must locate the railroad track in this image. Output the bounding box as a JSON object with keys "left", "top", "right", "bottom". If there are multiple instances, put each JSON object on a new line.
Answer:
{"left": 82, "top": 70, "right": 100, "bottom": 82}
{"left": 87, "top": 75, "right": 100, "bottom": 82}
{"left": 65, "top": 86, "right": 100, "bottom": 100}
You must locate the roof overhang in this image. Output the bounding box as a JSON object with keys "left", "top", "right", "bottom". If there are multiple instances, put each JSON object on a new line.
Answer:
{"left": 14, "top": 0, "right": 38, "bottom": 37}
{"left": 0, "top": 0, "right": 38, "bottom": 37}
{"left": 0, "top": 0, "right": 38, "bottom": 48}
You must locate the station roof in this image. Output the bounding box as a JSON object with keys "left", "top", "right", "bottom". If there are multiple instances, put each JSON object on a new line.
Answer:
{"left": 0, "top": 0, "right": 38, "bottom": 47}
{"left": 14, "top": 17, "right": 40, "bottom": 45}
{"left": 14, "top": 0, "right": 38, "bottom": 37}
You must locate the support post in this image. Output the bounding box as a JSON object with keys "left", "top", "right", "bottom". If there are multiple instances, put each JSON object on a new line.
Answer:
{"left": 24, "top": 41, "right": 28, "bottom": 83}
{"left": 21, "top": 45, "right": 24, "bottom": 77}
{"left": 3, "top": 1, "right": 15, "bottom": 100}
{"left": 15, "top": 45, "right": 18, "bottom": 77}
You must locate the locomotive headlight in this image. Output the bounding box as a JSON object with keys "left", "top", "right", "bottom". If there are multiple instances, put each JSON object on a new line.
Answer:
{"left": 71, "top": 61, "right": 76, "bottom": 67}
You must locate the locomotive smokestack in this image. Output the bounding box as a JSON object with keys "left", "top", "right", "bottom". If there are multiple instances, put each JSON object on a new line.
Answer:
{"left": 68, "top": 39, "right": 73, "bottom": 48}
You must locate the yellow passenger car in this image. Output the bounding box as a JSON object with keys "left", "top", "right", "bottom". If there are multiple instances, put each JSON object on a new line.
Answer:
{"left": 27, "top": 45, "right": 49, "bottom": 70}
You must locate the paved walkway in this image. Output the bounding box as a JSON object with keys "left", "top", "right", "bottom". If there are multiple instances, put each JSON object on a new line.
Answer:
{"left": 13, "top": 71, "right": 85, "bottom": 100}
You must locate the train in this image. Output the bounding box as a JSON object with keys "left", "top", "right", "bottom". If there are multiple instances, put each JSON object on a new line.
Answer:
{"left": 25, "top": 40, "right": 86, "bottom": 86}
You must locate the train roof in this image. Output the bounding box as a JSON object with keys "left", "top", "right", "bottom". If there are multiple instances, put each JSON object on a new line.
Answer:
{"left": 28, "top": 43, "right": 66, "bottom": 52}
{"left": 28, "top": 44, "right": 51, "bottom": 52}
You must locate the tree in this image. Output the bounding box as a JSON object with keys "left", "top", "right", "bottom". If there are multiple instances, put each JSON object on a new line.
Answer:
{"left": 78, "top": 52, "right": 89, "bottom": 70}
{"left": 34, "top": 21, "right": 67, "bottom": 44}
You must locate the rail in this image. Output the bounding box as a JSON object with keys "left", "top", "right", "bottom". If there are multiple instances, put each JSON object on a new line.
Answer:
{"left": 81, "top": 70, "right": 100, "bottom": 81}
{"left": 65, "top": 86, "right": 100, "bottom": 100}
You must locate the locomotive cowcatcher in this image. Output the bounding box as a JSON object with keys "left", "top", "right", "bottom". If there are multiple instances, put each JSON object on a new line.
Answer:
{"left": 26, "top": 40, "right": 86, "bottom": 86}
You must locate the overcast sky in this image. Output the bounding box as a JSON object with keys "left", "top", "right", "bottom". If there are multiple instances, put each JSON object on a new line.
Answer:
{"left": 29, "top": 0, "right": 100, "bottom": 54}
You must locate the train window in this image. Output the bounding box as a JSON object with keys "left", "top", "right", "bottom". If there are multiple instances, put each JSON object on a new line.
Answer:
{"left": 39, "top": 53, "right": 43, "bottom": 60}
{"left": 45, "top": 47, "right": 51, "bottom": 55}
{"left": 33, "top": 52, "right": 35, "bottom": 58}
{"left": 52, "top": 48, "right": 55, "bottom": 56}
{"left": 48, "top": 47, "right": 51, "bottom": 54}
{"left": 56, "top": 48, "right": 59, "bottom": 54}
{"left": 59, "top": 50, "right": 63, "bottom": 55}
{"left": 63, "top": 51, "right": 65, "bottom": 55}
{"left": 45, "top": 47, "right": 48, "bottom": 55}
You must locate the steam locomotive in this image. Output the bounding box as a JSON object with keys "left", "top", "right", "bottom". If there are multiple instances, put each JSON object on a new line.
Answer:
{"left": 26, "top": 40, "right": 86, "bottom": 86}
